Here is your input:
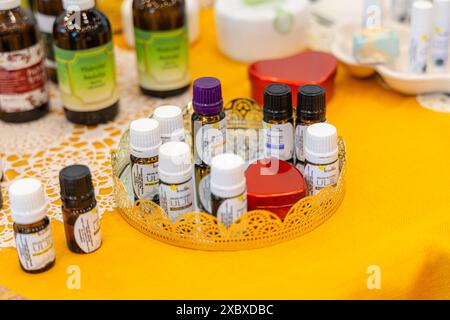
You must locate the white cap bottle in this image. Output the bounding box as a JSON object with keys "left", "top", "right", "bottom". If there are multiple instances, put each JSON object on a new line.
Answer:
{"left": 159, "top": 142, "right": 194, "bottom": 222}
{"left": 304, "top": 123, "right": 339, "bottom": 165}
{"left": 0, "top": 0, "right": 20, "bottom": 10}
{"left": 211, "top": 153, "right": 246, "bottom": 199}
{"left": 130, "top": 118, "right": 161, "bottom": 158}
{"left": 63, "top": 0, "right": 95, "bottom": 10}
{"left": 304, "top": 123, "right": 340, "bottom": 196}
{"left": 9, "top": 178, "right": 56, "bottom": 273}
{"left": 211, "top": 153, "right": 247, "bottom": 227}
{"left": 409, "top": 1, "right": 433, "bottom": 73}
{"left": 153, "top": 105, "right": 186, "bottom": 143}
{"left": 9, "top": 178, "right": 48, "bottom": 225}
{"left": 159, "top": 142, "right": 192, "bottom": 185}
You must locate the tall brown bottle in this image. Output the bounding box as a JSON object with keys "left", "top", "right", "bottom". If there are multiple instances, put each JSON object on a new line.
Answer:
{"left": 36, "top": 0, "right": 63, "bottom": 83}
{"left": 133, "top": 0, "right": 191, "bottom": 98}
{"left": 53, "top": 0, "right": 120, "bottom": 125}
{"left": 0, "top": 0, "right": 49, "bottom": 123}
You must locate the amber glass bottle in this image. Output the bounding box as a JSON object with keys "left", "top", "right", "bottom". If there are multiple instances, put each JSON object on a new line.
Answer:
{"left": 0, "top": 0, "right": 49, "bottom": 123}
{"left": 54, "top": 0, "right": 120, "bottom": 125}
{"left": 36, "top": 0, "right": 63, "bottom": 83}
{"left": 133, "top": 0, "right": 191, "bottom": 98}
{"left": 60, "top": 164, "right": 102, "bottom": 254}
{"left": 191, "top": 77, "right": 227, "bottom": 213}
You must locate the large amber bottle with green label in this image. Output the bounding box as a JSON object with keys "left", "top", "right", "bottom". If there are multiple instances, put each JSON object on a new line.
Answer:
{"left": 133, "top": 0, "right": 191, "bottom": 98}
{"left": 54, "top": 0, "right": 120, "bottom": 125}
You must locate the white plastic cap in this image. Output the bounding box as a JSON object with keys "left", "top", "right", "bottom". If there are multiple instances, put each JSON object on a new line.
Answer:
{"left": 130, "top": 118, "right": 161, "bottom": 158}
{"left": 211, "top": 153, "right": 246, "bottom": 199}
{"left": 9, "top": 179, "right": 48, "bottom": 225}
{"left": 153, "top": 105, "right": 185, "bottom": 143}
{"left": 305, "top": 123, "right": 339, "bottom": 165}
{"left": 411, "top": 1, "right": 433, "bottom": 35}
{"left": 63, "top": 0, "right": 95, "bottom": 10}
{"left": 434, "top": 0, "right": 450, "bottom": 28}
{"left": 0, "top": 0, "right": 20, "bottom": 10}
{"left": 159, "top": 142, "right": 192, "bottom": 184}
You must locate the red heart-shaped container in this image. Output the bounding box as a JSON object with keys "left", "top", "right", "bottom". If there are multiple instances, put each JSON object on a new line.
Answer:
{"left": 249, "top": 51, "right": 337, "bottom": 106}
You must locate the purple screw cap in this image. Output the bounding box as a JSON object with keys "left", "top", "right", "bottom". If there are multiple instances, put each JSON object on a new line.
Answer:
{"left": 193, "top": 77, "right": 223, "bottom": 115}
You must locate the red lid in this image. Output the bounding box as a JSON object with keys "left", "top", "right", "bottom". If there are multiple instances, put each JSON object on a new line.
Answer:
{"left": 249, "top": 51, "right": 337, "bottom": 106}
{"left": 245, "top": 159, "right": 307, "bottom": 210}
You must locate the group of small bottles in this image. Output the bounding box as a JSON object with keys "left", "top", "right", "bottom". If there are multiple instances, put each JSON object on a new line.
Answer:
{"left": 130, "top": 77, "right": 247, "bottom": 227}
{"left": 0, "top": 0, "right": 190, "bottom": 124}
{"left": 262, "top": 83, "right": 340, "bottom": 196}
{"left": 9, "top": 164, "right": 102, "bottom": 273}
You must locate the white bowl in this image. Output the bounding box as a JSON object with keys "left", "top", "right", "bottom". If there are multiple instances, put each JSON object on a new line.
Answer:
{"left": 331, "top": 23, "right": 450, "bottom": 94}
{"left": 214, "top": 0, "right": 309, "bottom": 63}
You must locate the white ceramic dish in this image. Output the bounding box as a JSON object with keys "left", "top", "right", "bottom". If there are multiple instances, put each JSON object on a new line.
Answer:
{"left": 214, "top": 0, "right": 309, "bottom": 63}
{"left": 331, "top": 23, "right": 450, "bottom": 94}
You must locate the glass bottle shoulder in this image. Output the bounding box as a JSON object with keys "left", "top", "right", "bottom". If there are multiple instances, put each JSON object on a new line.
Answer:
{"left": 54, "top": 8, "right": 112, "bottom": 50}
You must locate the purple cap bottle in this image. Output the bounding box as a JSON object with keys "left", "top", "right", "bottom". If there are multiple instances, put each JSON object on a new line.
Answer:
{"left": 193, "top": 77, "right": 224, "bottom": 115}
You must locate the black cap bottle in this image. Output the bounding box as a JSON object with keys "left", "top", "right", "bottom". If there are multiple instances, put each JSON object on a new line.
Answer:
{"left": 295, "top": 84, "right": 327, "bottom": 171}
{"left": 60, "top": 164, "right": 102, "bottom": 254}
{"left": 262, "top": 84, "right": 295, "bottom": 163}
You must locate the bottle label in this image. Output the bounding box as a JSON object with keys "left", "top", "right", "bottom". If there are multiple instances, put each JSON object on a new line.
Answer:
{"left": 15, "top": 225, "right": 55, "bottom": 271}
{"left": 263, "top": 122, "right": 294, "bottom": 161}
{"left": 305, "top": 160, "right": 340, "bottom": 196}
{"left": 135, "top": 27, "right": 190, "bottom": 91}
{"left": 55, "top": 41, "right": 119, "bottom": 112}
{"left": 132, "top": 158, "right": 160, "bottom": 202}
{"left": 36, "top": 13, "right": 57, "bottom": 70}
{"left": 194, "top": 119, "right": 227, "bottom": 165}
{"left": 295, "top": 124, "right": 308, "bottom": 163}
{"left": 160, "top": 179, "right": 194, "bottom": 223}
{"left": 0, "top": 42, "right": 48, "bottom": 113}
{"left": 74, "top": 208, "right": 102, "bottom": 254}
{"left": 432, "top": 28, "right": 449, "bottom": 68}
{"left": 198, "top": 174, "right": 212, "bottom": 213}
{"left": 216, "top": 193, "right": 248, "bottom": 228}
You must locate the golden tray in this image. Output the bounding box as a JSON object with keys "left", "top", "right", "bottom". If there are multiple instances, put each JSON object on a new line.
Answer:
{"left": 111, "top": 99, "right": 346, "bottom": 251}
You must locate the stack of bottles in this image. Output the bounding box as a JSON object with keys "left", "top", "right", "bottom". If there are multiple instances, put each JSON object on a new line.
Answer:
{"left": 0, "top": 0, "right": 191, "bottom": 124}
{"left": 128, "top": 77, "right": 342, "bottom": 226}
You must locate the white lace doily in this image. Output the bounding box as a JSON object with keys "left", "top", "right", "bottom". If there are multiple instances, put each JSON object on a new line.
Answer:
{"left": 417, "top": 93, "right": 450, "bottom": 113}
{"left": 0, "top": 48, "right": 191, "bottom": 249}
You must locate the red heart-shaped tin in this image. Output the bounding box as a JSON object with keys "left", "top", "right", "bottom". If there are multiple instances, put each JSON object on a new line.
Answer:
{"left": 249, "top": 51, "right": 337, "bottom": 106}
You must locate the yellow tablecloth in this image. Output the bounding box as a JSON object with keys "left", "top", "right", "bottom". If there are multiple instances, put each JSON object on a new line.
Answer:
{"left": 1, "top": 9, "right": 449, "bottom": 300}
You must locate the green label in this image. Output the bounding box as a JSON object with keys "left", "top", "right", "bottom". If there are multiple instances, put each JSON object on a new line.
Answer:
{"left": 135, "top": 27, "right": 191, "bottom": 91}
{"left": 55, "top": 41, "right": 119, "bottom": 112}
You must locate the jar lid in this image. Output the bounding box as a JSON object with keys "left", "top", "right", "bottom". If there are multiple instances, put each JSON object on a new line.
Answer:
{"left": 153, "top": 105, "right": 184, "bottom": 140}
{"left": 130, "top": 118, "right": 161, "bottom": 158}
{"left": 245, "top": 159, "right": 307, "bottom": 209}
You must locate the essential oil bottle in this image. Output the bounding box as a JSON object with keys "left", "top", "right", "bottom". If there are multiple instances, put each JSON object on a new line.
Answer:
{"left": 153, "top": 105, "right": 186, "bottom": 143}
{"left": 262, "top": 84, "right": 295, "bottom": 163}
{"left": 10, "top": 178, "right": 56, "bottom": 273}
{"left": 133, "top": 0, "right": 191, "bottom": 98}
{"left": 59, "top": 165, "right": 102, "bottom": 254}
{"left": 295, "top": 85, "right": 327, "bottom": 173}
{"left": 304, "top": 123, "right": 340, "bottom": 196}
{"left": 36, "top": 0, "right": 63, "bottom": 83}
{"left": 159, "top": 141, "right": 194, "bottom": 223}
{"left": 0, "top": 0, "right": 49, "bottom": 123}
{"left": 191, "top": 77, "right": 227, "bottom": 213}
{"left": 54, "top": 0, "right": 120, "bottom": 125}
{"left": 130, "top": 118, "right": 162, "bottom": 204}
{"left": 211, "top": 153, "right": 247, "bottom": 228}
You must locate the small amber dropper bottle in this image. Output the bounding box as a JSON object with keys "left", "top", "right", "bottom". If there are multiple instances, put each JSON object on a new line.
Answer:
{"left": 60, "top": 165, "right": 102, "bottom": 254}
